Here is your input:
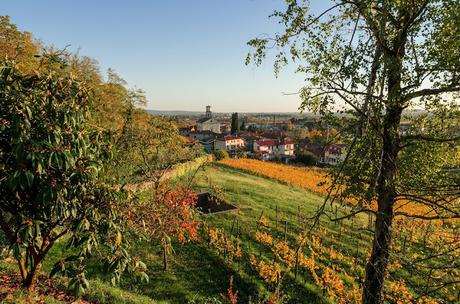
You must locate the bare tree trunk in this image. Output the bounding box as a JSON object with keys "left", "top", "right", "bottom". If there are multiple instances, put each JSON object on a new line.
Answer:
{"left": 23, "top": 258, "right": 42, "bottom": 291}
{"left": 363, "top": 35, "right": 405, "bottom": 302}
{"left": 363, "top": 107, "right": 401, "bottom": 303}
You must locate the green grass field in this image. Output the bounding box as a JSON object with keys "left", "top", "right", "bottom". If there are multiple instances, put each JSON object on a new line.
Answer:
{"left": 0, "top": 163, "right": 375, "bottom": 303}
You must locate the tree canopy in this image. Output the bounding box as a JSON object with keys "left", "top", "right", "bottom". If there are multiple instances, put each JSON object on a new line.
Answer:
{"left": 247, "top": 0, "right": 460, "bottom": 302}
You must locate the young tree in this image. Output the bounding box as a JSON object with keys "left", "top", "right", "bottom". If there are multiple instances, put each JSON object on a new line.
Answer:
{"left": 247, "top": 1, "right": 460, "bottom": 303}
{"left": 115, "top": 108, "right": 202, "bottom": 271}
{"left": 0, "top": 58, "right": 143, "bottom": 292}
{"left": 127, "top": 185, "right": 199, "bottom": 271}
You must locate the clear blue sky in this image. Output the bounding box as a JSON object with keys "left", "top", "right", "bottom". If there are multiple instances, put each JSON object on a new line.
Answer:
{"left": 1, "top": 0, "right": 329, "bottom": 112}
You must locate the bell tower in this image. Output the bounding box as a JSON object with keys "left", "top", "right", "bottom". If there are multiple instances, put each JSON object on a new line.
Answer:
{"left": 205, "top": 105, "right": 212, "bottom": 118}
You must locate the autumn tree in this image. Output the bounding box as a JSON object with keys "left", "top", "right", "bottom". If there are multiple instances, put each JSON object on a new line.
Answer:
{"left": 0, "top": 16, "right": 39, "bottom": 73}
{"left": 0, "top": 57, "right": 145, "bottom": 292}
{"left": 127, "top": 185, "right": 199, "bottom": 271}
{"left": 247, "top": 1, "right": 460, "bottom": 303}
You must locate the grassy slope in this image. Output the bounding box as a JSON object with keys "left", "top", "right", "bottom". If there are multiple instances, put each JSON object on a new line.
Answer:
{"left": 0, "top": 163, "right": 372, "bottom": 303}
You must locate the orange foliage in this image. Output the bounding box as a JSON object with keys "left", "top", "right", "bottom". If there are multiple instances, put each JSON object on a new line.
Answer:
{"left": 219, "top": 158, "right": 328, "bottom": 195}
{"left": 255, "top": 231, "right": 273, "bottom": 246}
{"left": 207, "top": 226, "right": 243, "bottom": 261}
{"left": 219, "top": 159, "right": 441, "bottom": 218}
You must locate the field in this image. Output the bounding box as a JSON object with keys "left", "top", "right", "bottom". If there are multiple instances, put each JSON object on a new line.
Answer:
{"left": 1, "top": 163, "right": 457, "bottom": 303}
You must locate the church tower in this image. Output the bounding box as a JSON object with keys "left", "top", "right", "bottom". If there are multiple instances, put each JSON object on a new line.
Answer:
{"left": 205, "top": 105, "right": 212, "bottom": 118}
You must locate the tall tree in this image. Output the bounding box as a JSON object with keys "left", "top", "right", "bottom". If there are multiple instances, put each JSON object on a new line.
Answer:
{"left": 0, "top": 16, "right": 39, "bottom": 73}
{"left": 247, "top": 1, "right": 460, "bottom": 303}
{"left": 231, "top": 112, "right": 240, "bottom": 134}
{"left": 240, "top": 119, "right": 246, "bottom": 131}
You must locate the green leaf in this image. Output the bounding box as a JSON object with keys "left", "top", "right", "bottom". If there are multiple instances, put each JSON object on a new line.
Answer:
{"left": 24, "top": 171, "right": 34, "bottom": 188}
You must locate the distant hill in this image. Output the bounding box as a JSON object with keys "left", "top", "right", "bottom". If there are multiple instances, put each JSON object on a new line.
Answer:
{"left": 145, "top": 109, "right": 309, "bottom": 117}
{"left": 145, "top": 109, "right": 428, "bottom": 119}
{"left": 145, "top": 110, "right": 204, "bottom": 116}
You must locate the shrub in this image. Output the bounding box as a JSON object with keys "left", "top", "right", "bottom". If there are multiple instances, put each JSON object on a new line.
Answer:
{"left": 0, "top": 58, "right": 144, "bottom": 292}
{"left": 296, "top": 152, "right": 318, "bottom": 166}
{"left": 215, "top": 149, "right": 229, "bottom": 160}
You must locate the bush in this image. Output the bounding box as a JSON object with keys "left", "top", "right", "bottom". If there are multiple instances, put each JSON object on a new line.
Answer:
{"left": 215, "top": 149, "right": 229, "bottom": 160}
{"left": 236, "top": 150, "right": 248, "bottom": 159}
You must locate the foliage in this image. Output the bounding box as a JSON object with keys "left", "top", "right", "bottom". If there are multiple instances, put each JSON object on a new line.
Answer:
{"left": 295, "top": 153, "right": 318, "bottom": 166}
{"left": 219, "top": 159, "right": 328, "bottom": 194}
{"left": 0, "top": 58, "right": 142, "bottom": 292}
{"left": 126, "top": 184, "right": 199, "bottom": 271}
{"left": 206, "top": 226, "right": 242, "bottom": 262}
{"left": 114, "top": 111, "right": 203, "bottom": 184}
{"left": 0, "top": 16, "right": 39, "bottom": 74}
{"left": 231, "top": 113, "right": 239, "bottom": 134}
{"left": 220, "top": 276, "right": 238, "bottom": 304}
{"left": 247, "top": 1, "right": 460, "bottom": 302}
{"left": 215, "top": 149, "right": 230, "bottom": 161}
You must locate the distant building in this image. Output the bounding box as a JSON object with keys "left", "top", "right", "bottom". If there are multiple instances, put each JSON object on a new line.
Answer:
{"left": 324, "top": 144, "right": 347, "bottom": 165}
{"left": 239, "top": 132, "right": 262, "bottom": 152}
{"left": 196, "top": 105, "right": 221, "bottom": 134}
{"left": 398, "top": 122, "right": 411, "bottom": 135}
{"left": 296, "top": 139, "right": 325, "bottom": 162}
{"left": 214, "top": 135, "right": 245, "bottom": 152}
{"left": 253, "top": 138, "right": 295, "bottom": 161}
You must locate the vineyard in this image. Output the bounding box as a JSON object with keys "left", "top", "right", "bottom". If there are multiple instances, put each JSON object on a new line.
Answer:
{"left": 0, "top": 161, "right": 458, "bottom": 303}
{"left": 196, "top": 163, "right": 459, "bottom": 303}
{"left": 218, "top": 159, "right": 329, "bottom": 195}
{"left": 218, "top": 159, "right": 442, "bottom": 217}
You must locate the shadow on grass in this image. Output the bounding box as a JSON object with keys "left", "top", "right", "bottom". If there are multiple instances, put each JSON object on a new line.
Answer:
{"left": 134, "top": 242, "right": 260, "bottom": 303}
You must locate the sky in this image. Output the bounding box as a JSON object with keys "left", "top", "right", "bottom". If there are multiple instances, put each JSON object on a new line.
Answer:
{"left": 1, "top": 0, "right": 330, "bottom": 113}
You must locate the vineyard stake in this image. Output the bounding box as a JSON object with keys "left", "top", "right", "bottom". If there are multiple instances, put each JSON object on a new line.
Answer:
{"left": 284, "top": 220, "right": 288, "bottom": 242}
{"left": 256, "top": 211, "right": 264, "bottom": 232}
{"left": 276, "top": 206, "right": 279, "bottom": 237}
{"left": 230, "top": 217, "right": 236, "bottom": 235}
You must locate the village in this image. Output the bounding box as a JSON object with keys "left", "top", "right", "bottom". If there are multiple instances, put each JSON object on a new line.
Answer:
{"left": 179, "top": 105, "right": 347, "bottom": 165}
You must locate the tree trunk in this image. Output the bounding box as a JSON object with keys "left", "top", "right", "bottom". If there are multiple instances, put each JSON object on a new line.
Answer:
{"left": 23, "top": 260, "right": 42, "bottom": 291}
{"left": 362, "top": 106, "right": 401, "bottom": 303}
{"left": 363, "top": 33, "right": 406, "bottom": 302}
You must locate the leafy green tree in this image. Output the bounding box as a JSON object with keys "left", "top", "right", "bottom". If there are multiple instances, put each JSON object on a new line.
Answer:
{"left": 248, "top": 1, "right": 460, "bottom": 303}
{"left": 0, "top": 58, "right": 144, "bottom": 292}
{"left": 114, "top": 110, "right": 202, "bottom": 185}
{"left": 240, "top": 120, "right": 246, "bottom": 131}
{"left": 295, "top": 153, "right": 318, "bottom": 166}
{"left": 231, "top": 112, "right": 240, "bottom": 134}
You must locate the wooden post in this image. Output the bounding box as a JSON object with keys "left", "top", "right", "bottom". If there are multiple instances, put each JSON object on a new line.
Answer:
{"left": 230, "top": 217, "right": 236, "bottom": 235}
{"left": 295, "top": 252, "right": 299, "bottom": 279}
{"left": 256, "top": 211, "right": 264, "bottom": 231}
{"left": 339, "top": 219, "right": 343, "bottom": 238}
{"left": 276, "top": 206, "right": 279, "bottom": 236}
{"left": 402, "top": 235, "right": 407, "bottom": 255}
{"left": 298, "top": 205, "right": 301, "bottom": 225}
{"left": 317, "top": 206, "right": 321, "bottom": 227}
{"left": 335, "top": 205, "right": 338, "bottom": 226}
{"left": 355, "top": 237, "right": 359, "bottom": 257}
{"left": 284, "top": 220, "right": 288, "bottom": 242}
